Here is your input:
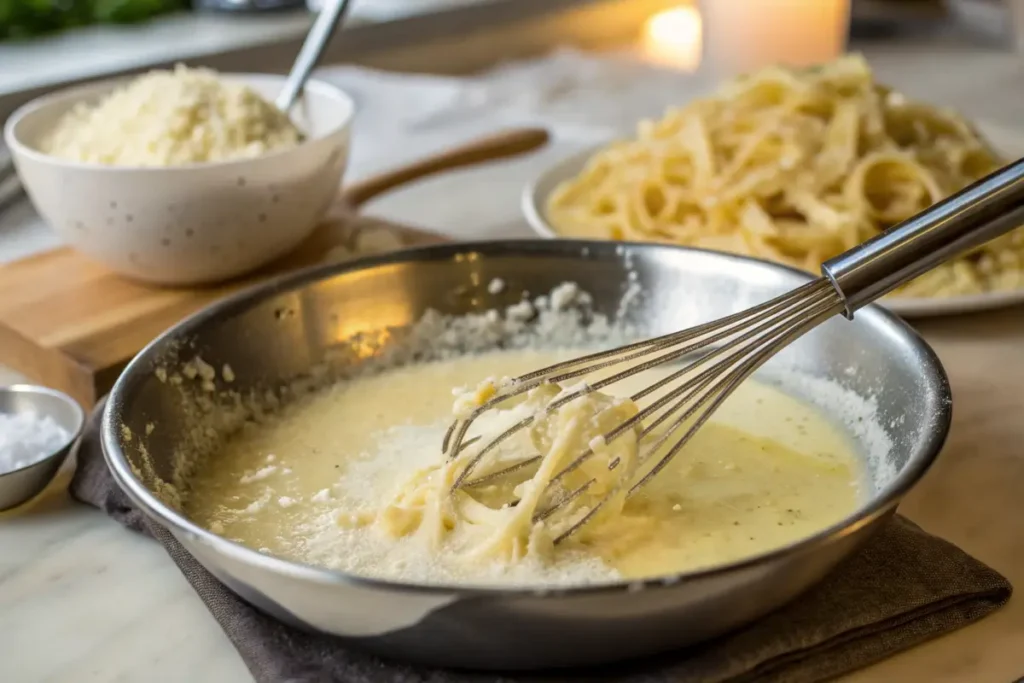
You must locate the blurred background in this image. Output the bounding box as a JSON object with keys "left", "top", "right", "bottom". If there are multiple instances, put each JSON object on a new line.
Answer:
{"left": 4, "top": 0, "right": 1024, "bottom": 257}
{"left": 0, "top": 0, "right": 1020, "bottom": 121}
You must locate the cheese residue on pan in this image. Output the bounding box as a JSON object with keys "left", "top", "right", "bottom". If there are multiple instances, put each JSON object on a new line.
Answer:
{"left": 184, "top": 347, "right": 867, "bottom": 586}
{"left": 42, "top": 64, "right": 303, "bottom": 167}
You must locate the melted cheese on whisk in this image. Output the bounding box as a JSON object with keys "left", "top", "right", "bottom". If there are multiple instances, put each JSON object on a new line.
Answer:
{"left": 374, "top": 382, "right": 644, "bottom": 562}
{"left": 184, "top": 348, "right": 865, "bottom": 586}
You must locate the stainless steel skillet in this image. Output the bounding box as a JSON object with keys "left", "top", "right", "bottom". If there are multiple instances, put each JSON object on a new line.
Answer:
{"left": 101, "top": 239, "right": 950, "bottom": 669}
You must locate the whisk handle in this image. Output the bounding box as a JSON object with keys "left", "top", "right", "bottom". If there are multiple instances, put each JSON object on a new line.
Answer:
{"left": 821, "top": 156, "right": 1024, "bottom": 317}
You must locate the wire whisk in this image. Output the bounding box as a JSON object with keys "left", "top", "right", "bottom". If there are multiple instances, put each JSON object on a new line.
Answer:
{"left": 442, "top": 156, "right": 1024, "bottom": 543}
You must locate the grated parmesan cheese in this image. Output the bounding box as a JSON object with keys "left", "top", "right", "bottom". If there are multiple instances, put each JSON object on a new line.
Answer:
{"left": 42, "top": 64, "right": 303, "bottom": 167}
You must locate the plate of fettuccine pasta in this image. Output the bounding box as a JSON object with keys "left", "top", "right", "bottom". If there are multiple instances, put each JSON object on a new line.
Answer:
{"left": 523, "top": 54, "right": 1024, "bottom": 317}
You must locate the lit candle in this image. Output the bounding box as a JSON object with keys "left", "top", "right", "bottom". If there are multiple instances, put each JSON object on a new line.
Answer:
{"left": 701, "top": 0, "right": 850, "bottom": 75}
{"left": 641, "top": 5, "right": 703, "bottom": 72}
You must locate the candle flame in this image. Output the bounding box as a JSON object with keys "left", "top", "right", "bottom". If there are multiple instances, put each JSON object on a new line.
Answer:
{"left": 642, "top": 5, "right": 703, "bottom": 72}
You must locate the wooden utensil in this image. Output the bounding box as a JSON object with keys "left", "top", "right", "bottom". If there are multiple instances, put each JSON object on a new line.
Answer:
{"left": 0, "top": 127, "right": 549, "bottom": 408}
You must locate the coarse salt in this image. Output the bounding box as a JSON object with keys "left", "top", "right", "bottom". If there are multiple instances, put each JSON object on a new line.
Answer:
{"left": 0, "top": 411, "right": 70, "bottom": 474}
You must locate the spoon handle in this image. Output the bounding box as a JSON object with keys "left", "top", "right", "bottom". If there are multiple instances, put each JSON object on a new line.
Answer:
{"left": 822, "top": 156, "right": 1024, "bottom": 317}
{"left": 276, "top": 0, "right": 356, "bottom": 113}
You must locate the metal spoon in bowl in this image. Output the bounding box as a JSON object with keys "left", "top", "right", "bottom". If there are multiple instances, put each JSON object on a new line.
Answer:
{"left": 275, "top": 0, "right": 357, "bottom": 113}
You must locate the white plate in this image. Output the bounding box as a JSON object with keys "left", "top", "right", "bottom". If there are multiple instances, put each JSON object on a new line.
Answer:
{"left": 522, "top": 122, "right": 1024, "bottom": 318}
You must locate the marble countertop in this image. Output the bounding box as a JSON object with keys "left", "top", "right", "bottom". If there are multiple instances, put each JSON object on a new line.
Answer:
{"left": 2, "top": 45, "right": 1024, "bottom": 682}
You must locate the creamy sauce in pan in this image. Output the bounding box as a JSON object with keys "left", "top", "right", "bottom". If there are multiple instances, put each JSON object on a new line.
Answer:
{"left": 185, "top": 348, "right": 864, "bottom": 586}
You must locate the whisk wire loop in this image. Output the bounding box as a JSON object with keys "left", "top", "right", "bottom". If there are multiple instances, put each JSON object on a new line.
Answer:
{"left": 549, "top": 295, "right": 842, "bottom": 544}
{"left": 534, "top": 284, "right": 845, "bottom": 536}
{"left": 444, "top": 280, "right": 830, "bottom": 487}
{"left": 442, "top": 279, "right": 844, "bottom": 540}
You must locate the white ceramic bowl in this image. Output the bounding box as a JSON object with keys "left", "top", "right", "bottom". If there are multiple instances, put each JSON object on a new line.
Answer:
{"left": 4, "top": 73, "right": 354, "bottom": 285}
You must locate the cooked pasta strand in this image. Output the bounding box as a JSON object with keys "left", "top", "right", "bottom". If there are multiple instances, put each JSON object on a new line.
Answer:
{"left": 546, "top": 55, "right": 1021, "bottom": 299}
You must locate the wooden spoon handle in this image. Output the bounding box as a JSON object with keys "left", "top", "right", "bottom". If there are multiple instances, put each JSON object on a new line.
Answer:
{"left": 341, "top": 127, "right": 550, "bottom": 208}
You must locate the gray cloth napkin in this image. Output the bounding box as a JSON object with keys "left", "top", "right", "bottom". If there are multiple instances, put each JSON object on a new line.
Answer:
{"left": 69, "top": 398, "right": 1012, "bottom": 683}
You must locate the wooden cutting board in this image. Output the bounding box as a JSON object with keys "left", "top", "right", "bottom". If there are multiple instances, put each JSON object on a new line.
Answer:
{"left": 0, "top": 128, "right": 549, "bottom": 408}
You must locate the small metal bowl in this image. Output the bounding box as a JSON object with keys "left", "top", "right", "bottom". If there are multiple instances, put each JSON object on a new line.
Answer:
{"left": 0, "top": 385, "right": 85, "bottom": 512}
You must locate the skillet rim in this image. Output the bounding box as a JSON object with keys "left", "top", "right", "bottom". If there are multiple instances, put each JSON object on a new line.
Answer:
{"left": 101, "top": 238, "right": 952, "bottom": 598}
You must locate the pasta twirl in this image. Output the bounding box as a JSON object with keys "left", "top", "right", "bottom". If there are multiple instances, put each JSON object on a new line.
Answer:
{"left": 545, "top": 55, "right": 1024, "bottom": 298}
